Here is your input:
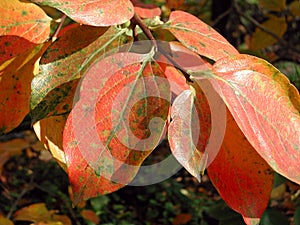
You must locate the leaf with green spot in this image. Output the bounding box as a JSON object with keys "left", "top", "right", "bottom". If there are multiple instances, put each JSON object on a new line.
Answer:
{"left": 194, "top": 54, "right": 300, "bottom": 184}
{"left": 0, "top": 42, "right": 50, "bottom": 135}
{"left": 63, "top": 51, "right": 170, "bottom": 203}
{"left": 30, "top": 24, "right": 132, "bottom": 122}
{"left": 30, "top": 0, "right": 134, "bottom": 26}
{"left": 0, "top": 0, "right": 52, "bottom": 44}
{"left": 162, "top": 10, "right": 238, "bottom": 61}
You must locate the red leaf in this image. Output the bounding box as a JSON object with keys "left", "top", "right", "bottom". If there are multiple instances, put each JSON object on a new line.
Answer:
{"left": 0, "top": 0, "right": 51, "bottom": 44}
{"left": 63, "top": 51, "right": 170, "bottom": 203}
{"left": 200, "top": 54, "right": 300, "bottom": 184}
{"left": 31, "top": 0, "right": 134, "bottom": 26}
{"left": 207, "top": 110, "right": 274, "bottom": 224}
{"left": 163, "top": 11, "right": 238, "bottom": 61}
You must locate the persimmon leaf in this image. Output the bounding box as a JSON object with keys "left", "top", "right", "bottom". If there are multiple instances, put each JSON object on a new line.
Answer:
{"left": 33, "top": 115, "right": 68, "bottom": 170}
{"left": 192, "top": 54, "right": 300, "bottom": 184}
{"left": 250, "top": 16, "right": 287, "bottom": 50}
{"left": 168, "top": 89, "right": 202, "bottom": 181}
{"left": 132, "top": 0, "right": 161, "bottom": 18}
{"left": 31, "top": 0, "right": 134, "bottom": 26}
{"left": 63, "top": 51, "right": 170, "bottom": 203}
{"left": 30, "top": 25, "right": 131, "bottom": 122}
{"left": 0, "top": 42, "right": 50, "bottom": 135}
{"left": 207, "top": 110, "right": 274, "bottom": 225}
{"left": 258, "top": 0, "right": 286, "bottom": 11}
{"left": 13, "top": 203, "right": 72, "bottom": 225}
{"left": 162, "top": 10, "right": 238, "bottom": 61}
{"left": 0, "top": 0, "right": 52, "bottom": 44}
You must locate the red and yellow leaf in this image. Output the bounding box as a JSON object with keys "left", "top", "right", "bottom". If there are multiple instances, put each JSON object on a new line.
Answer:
{"left": 63, "top": 51, "right": 170, "bottom": 203}
{"left": 31, "top": 0, "right": 134, "bottom": 26}
{"left": 0, "top": 0, "right": 51, "bottom": 44}
{"left": 198, "top": 54, "right": 300, "bottom": 184}
{"left": 0, "top": 42, "right": 50, "bottom": 135}
{"left": 163, "top": 11, "right": 238, "bottom": 61}
{"left": 207, "top": 110, "right": 274, "bottom": 224}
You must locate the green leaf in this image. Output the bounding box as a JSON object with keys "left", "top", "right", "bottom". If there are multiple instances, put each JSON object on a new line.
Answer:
{"left": 30, "top": 25, "right": 132, "bottom": 122}
{"left": 260, "top": 208, "right": 289, "bottom": 225}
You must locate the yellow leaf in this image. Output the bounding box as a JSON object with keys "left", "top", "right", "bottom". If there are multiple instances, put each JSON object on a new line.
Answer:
{"left": 0, "top": 215, "right": 14, "bottom": 225}
{"left": 258, "top": 0, "right": 286, "bottom": 11}
{"left": 33, "top": 115, "right": 67, "bottom": 170}
{"left": 249, "top": 16, "right": 287, "bottom": 50}
{"left": 13, "top": 203, "right": 71, "bottom": 225}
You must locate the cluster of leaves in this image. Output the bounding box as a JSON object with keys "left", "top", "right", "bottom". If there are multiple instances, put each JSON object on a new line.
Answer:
{"left": 1, "top": 0, "right": 300, "bottom": 224}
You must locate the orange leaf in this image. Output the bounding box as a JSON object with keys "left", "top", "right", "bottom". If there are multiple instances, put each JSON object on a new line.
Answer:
{"left": 31, "top": 0, "right": 134, "bottom": 26}
{"left": 63, "top": 51, "right": 170, "bottom": 203}
{"left": 207, "top": 110, "right": 274, "bottom": 224}
{"left": 0, "top": 0, "right": 51, "bottom": 44}
{"left": 0, "top": 42, "right": 50, "bottom": 135}
{"left": 163, "top": 11, "right": 238, "bottom": 61}
{"left": 199, "top": 54, "right": 300, "bottom": 184}
{"left": 81, "top": 209, "right": 99, "bottom": 224}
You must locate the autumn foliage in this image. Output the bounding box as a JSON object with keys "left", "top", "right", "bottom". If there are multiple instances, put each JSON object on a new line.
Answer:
{"left": 1, "top": 0, "right": 300, "bottom": 224}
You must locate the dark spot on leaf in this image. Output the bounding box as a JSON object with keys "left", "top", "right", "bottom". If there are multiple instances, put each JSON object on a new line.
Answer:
{"left": 21, "top": 10, "right": 27, "bottom": 16}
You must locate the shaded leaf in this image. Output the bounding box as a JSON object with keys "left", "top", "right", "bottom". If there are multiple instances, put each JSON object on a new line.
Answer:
{"left": 196, "top": 54, "right": 300, "bottom": 184}
{"left": 132, "top": 0, "right": 161, "bottom": 18}
{"left": 290, "top": 1, "right": 300, "bottom": 17}
{"left": 33, "top": 115, "right": 68, "bottom": 170}
{"left": 31, "top": 0, "right": 134, "bottom": 26}
{"left": 0, "top": 0, "right": 52, "bottom": 43}
{"left": 0, "top": 42, "right": 50, "bottom": 135}
{"left": 0, "top": 36, "right": 36, "bottom": 65}
{"left": 172, "top": 213, "right": 192, "bottom": 225}
{"left": 260, "top": 208, "right": 289, "bottom": 225}
{"left": 163, "top": 10, "right": 238, "bottom": 61}
{"left": 168, "top": 89, "right": 203, "bottom": 181}
{"left": 249, "top": 16, "right": 287, "bottom": 50}
{"left": 207, "top": 110, "right": 274, "bottom": 224}
{"left": 258, "top": 0, "right": 286, "bottom": 11}
{"left": 0, "top": 216, "right": 13, "bottom": 225}
{"left": 63, "top": 51, "right": 170, "bottom": 203}
{"left": 30, "top": 25, "right": 131, "bottom": 122}
{"left": 14, "top": 203, "right": 72, "bottom": 225}
{"left": 81, "top": 209, "right": 99, "bottom": 224}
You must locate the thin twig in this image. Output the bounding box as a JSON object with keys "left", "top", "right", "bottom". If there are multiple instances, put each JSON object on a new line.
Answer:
{"left": 6, "top": 175, "right": 35, "bottom": 219}
{"left": 52, "top": 14, "right": 67, "bottom": 42}
{"left": 130, "top": 12, "right": 192, "bottom": 82}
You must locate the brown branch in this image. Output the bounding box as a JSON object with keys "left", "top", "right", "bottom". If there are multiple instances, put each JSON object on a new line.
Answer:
{"left": 52, "top": 14, "right": 67, "bottom": 42}
{"left": 130, "top": 12, "right": 192, "bottom": 82}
